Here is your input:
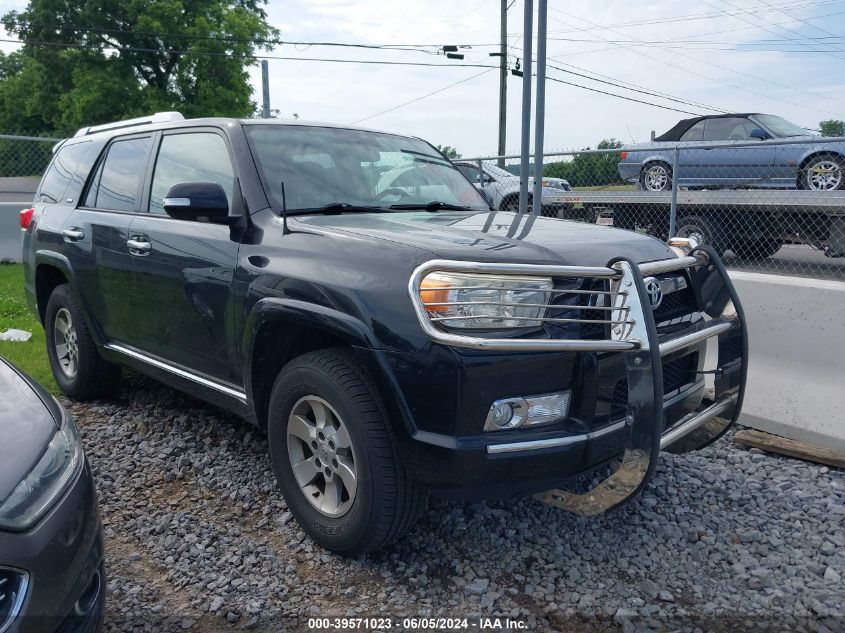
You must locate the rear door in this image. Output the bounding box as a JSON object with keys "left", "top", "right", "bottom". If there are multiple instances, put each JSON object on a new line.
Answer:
{"left": 63, "top": 134, "right": 154, "bottom": 344}
{"left": 126, "top": 129, "right": 241, "bottom": 384}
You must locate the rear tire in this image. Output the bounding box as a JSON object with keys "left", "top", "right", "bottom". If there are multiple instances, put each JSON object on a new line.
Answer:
{"left": 730, "top": 238, "right": 783, "bottom": 260}
{"left": 267, "top": 348, "right": 425, "bottom": 556}
{"left": 639, "top": 162, "right": 672, "bottom": 192}
{"left": 45, "top": 284, "right": 121, "bottom": 399}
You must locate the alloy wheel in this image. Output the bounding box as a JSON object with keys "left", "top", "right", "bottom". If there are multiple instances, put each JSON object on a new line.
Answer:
{"left": 642, "top": 164, "right": 670, "bottom": 191}
{"left": 807, "top": 160, "right": 843, "bottom": 191}
{"left": 53, "top": 307, "right": 80, "bottom": 378}
{"left": 287, "top": 395, "right": 357, "bottom": 517}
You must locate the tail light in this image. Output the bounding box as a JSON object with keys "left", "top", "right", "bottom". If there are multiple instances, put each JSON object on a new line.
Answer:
{"left": 620, "top": 151, "right": 628, "bottom": 160}
{"left": 19, "top": 208, "right": 35, "bottom": 230}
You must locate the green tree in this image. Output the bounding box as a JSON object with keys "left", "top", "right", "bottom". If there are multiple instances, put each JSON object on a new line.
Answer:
{"left": 1, "top": 0, "right": 278, "bottom": 136}
{"left": 436, "top": 145, "right": 461, "bottom": 159}
{"left": 544, "top": 138, "right": 624, "bottom": 188}
{"left": 819, "top": 120, "right": 845, "bottom": 137}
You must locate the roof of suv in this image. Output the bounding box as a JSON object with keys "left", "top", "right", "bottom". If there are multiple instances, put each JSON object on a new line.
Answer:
{"left": 71, "top": 111, "right": 397, "bottom": 142}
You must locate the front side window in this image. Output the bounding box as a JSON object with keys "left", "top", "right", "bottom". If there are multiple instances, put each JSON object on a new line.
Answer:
{"left": 37, "top": 141, "right": 90, "bottom": 203}
{"left": 702, "top": 117, "right": 750, "bottom": 141}
{"left": 149, "top": 133, "right": 235, "bottom": 214}
{"left": 245, "top": 125, "right": 488, "bottom": 211}
{"left": 680, "top": 121, "right": 706, "bottom": 142}
{"left": 88, "top": 137, "right": 152, "bottom": 212}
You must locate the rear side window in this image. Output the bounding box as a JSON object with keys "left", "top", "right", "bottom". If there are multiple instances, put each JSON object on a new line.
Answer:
{"left": 37, "top": 142, "right": 91, "bottom": 203}
{"left": 86, "top": 136, "right": 152, "bottom": 212}
{"left": 702, "top": 117, "right": 750, "bottom": 141}
{"left": 149, "top": 132, "right": 235, "bottom": 215}
{"left": 680, "top": 121, "right": 705, "bottom": 142}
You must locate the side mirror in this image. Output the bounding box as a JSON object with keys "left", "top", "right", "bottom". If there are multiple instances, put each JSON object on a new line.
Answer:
{"left": 163, "top": 182, "right": 232, "bottom": 223}
{"left": 749, "top": 128, "right": 769, "bottom": 140}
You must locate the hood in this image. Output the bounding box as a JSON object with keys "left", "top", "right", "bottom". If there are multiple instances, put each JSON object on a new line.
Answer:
{"left": 0, "top": 358, "right": 61, "bottom": 501}
{"left": 293, "top": 211, "right": 675, "bottom": 267}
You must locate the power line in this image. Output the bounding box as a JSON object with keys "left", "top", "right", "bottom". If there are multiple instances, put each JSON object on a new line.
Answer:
{"left": 703, "top": 0, "right": 845, "bottom": 61}
{"left": 544, "top": 75, "right": 701, "bottom": 116}
{"left": 544, "top": 6, "right": 845, "bottom": 118}
{"left": 0, "top": 37, "right": 501, "bottom": 69}
{"left": 542, "top": 0, "right": 842, "bottom": 34}
{"left": 349, "top": 69, "right": 495, "bottom": 124}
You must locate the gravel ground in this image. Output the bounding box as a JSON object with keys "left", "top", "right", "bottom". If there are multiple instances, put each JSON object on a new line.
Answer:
{"left": 67, "top": 376, "right": 845, "bottom": 633}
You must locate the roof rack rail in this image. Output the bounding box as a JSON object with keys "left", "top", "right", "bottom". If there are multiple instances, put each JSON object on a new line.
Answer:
{"left": 73, "top": 111, "right": 185, "bottom": 138}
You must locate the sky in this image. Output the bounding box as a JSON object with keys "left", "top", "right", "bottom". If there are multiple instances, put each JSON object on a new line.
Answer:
{"left": 2, "top": 0, "right": 845, "bottom": 157}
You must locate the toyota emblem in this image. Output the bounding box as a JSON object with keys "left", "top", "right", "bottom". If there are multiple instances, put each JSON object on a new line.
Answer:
{"left": 643, "top": 277, "right": 663, "bottom": 310}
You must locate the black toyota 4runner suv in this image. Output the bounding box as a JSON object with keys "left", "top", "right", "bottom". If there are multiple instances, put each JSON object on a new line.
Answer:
{"left": 21, "top": 113, "right": 747, "bottom": 555}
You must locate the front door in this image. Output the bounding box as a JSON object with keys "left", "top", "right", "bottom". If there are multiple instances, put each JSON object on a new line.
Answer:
{"left": 692, "top": 117, "right": 776, "bottom": 186}
{"left": 126, "top": 130, "right": 241, "bottom": 385}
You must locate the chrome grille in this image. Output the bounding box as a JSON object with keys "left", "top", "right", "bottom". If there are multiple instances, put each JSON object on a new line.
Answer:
{"left": 408, "top": 254, "right": 710, "bottom": 352}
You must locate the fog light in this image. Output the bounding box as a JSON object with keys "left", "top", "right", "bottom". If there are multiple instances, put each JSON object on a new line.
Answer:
{"left": 484, "top": 391, "right": 570, "bottom": 432}
{"left": 490, "top": 402, "right": 515, "bottom": 427}
{"left": 524, "top": 392, "right": 571, "bottom": 427}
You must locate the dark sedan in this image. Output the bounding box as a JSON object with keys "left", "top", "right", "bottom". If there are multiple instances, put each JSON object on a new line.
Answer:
{"left": 618, "top": 113, "right": 845, "bottom": 191}
{"left": 0, "top": 358, "right": 104, "bottom": 632}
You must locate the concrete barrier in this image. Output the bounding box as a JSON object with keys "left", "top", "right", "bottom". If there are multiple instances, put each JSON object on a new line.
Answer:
{"left": 729, "top": 270, "right": 845, "bottom": 454}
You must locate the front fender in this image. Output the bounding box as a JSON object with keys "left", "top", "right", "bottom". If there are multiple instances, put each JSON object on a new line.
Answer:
{"left": 240, "top": 297, "right": 419, "bottom": 438}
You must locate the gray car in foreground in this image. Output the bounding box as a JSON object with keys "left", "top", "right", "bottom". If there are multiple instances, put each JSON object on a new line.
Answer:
{"left": 618, "top": 113, "right": 845, "bottom": 191}
{"left": 0, "top": 358, "right": 104, "bottom": 632}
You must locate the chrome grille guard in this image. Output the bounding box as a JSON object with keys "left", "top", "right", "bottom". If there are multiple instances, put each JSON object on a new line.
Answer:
{"left": 408, "top": 244, "right": 748, "bottom": 516}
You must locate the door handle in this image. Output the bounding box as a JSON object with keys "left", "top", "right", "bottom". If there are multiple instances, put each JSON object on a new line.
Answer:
{"left": 62, "top": 227, "right": 85, "bottom": 241}
{"left": 126, "top": 238, "right": 151, "bottom": 255}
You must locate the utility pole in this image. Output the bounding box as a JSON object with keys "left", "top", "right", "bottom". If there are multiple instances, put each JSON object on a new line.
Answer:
{"left": 497, "top": 0, "right": 508, "bottom": 167}
{"left": 261, "top": 60, "right": 271, "bottom": 118}
{"left": 517, "top": 0, "right": 533, "bottom": 215}
{"left": 531, "top": 0, "right": 548, "bottom": 216}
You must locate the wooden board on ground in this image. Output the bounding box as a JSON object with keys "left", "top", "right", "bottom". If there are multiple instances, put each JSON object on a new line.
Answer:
{"left": 734, "top": 429, "right": 845, "bottom": 469}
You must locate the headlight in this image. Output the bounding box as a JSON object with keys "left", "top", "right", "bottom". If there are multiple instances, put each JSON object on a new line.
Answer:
{"left": 419, "top": 272, "right": 553, "bottom": 329}
{"left": 0, "top": 416, "right": 83, "bottom": 530}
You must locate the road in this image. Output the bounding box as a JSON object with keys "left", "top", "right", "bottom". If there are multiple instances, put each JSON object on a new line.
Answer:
{"left": 0, "top": 201, "right": 28, "bottom": 262}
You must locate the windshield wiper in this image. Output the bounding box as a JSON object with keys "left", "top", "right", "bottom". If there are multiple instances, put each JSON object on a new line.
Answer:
{"left": 390, "top": 201, "right": 476, "bottom": 212}
{"left": 289, "top": 202, "right": 392, "bottom": 215}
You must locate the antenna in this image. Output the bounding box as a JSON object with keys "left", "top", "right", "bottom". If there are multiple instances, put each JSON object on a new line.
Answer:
{"left": 280, "top": 182, "right": 290, "bottom": 235}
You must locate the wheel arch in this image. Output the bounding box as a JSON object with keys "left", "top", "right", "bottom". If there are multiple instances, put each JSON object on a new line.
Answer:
{"left": 33, "top": 252, "right": 74, "bottom": 324}
{"left": 242, "top": 298, "right": 414, "bottom": 434}
{"left": 798, "top": 149, "right": 845, "bottom": 170}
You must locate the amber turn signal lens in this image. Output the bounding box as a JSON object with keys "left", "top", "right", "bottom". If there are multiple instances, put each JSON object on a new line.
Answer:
{"left": 419, "top": 274, "right": 452, "bottom": 313}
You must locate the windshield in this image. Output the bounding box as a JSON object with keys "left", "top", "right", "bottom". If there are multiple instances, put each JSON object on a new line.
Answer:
{"left": 483, "top": 163, "right": 517, "bottom": 179}
{"left": 245, "top": 124, "right": 489, "bottom": 212}
{"left": 754, "top": 114, "right": 813, "bottom": 138}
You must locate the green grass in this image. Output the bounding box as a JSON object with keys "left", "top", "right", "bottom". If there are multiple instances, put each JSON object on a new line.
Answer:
{"left": 0, "top": 263, "right": 56, "bottom": 393}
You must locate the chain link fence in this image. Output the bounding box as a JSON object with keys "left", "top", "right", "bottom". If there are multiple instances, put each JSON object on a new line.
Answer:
{"left": 0, "top": 134, "right": 60, "bottom": 261}
{"left": 3, "top": 133, "right": 845, "bottom": 281}
{"left": 463, "top": 136, "right": 845, "bottom": 282}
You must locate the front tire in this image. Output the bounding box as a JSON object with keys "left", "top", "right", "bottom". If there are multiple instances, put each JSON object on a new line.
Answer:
{"left": 675, "top": 214, "right": 725, "bottom": 255}
{"left": 267, "top": 349, "right": 424, "bottom": 556}
{"left": 800, "top": 154, "right": 844, "bottom": 191}
{"left": 45, "top": 284, "right": 121, "bottom": 399}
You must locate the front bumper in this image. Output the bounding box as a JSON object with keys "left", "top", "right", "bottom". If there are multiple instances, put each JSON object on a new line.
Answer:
{"left": 397, "top": 243, "right": 746, "bottom": 512}
{"left": 0, "top": 460, "right": 105, "bottom": 633}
